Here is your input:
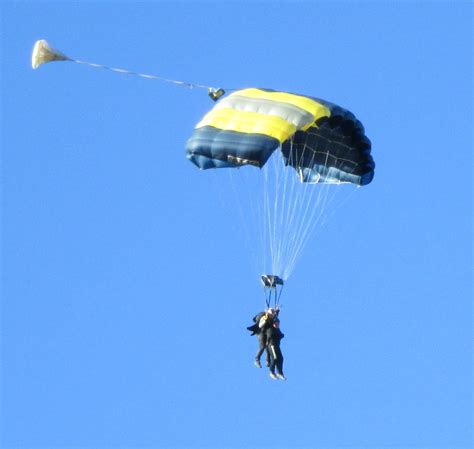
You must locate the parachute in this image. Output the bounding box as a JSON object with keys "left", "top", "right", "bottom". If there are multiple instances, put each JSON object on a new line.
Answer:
{"left": 31, "top": 40, "right": 375, "bottom": 301}
{"left": 186, "top": 88, "right": 375, "bottom": 293}
{"left": 186, "top": 88, "right": 374, "bottom": 185}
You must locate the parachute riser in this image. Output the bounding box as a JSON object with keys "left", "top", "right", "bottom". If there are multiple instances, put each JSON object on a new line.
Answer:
{"left": 263, "top": 284, "right": 284, "bottom": 310}
{"left": 261, "top": 274, "right": 284, "bottom": 309}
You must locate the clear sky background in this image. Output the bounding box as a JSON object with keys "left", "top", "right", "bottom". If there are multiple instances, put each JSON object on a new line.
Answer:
{"left": 1, "top": 2, "right": 472, "bottom": 449}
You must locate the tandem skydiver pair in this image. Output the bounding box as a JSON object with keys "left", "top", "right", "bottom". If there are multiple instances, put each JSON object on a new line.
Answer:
{"left": 247, "top": 306, "right": 286, "bottom": 381}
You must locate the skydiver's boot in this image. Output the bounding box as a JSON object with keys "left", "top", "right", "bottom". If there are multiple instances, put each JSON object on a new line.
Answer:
{"left": 254, "top": 359, "right": 262, "bottom": 368}
{"left": 269, "top": 372, "right": 278, "bottom": 380}
{"left": 277, "top": 373, "right": 286, "bottom": 381}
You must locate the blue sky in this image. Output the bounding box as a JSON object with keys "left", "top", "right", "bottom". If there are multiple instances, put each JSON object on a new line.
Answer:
{"left": 1, "top": 2, "right": 472, "bottom": 449}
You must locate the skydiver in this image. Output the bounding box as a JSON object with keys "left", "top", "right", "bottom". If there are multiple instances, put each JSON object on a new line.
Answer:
{"left": 266, "top": 318, "right": 286, "bottom": 380}
{"left": 247, "top": 307, "right": 279, "bottom": 368}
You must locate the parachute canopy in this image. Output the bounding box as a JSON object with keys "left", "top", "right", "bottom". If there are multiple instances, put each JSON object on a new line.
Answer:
{"left": 185, "top": 88, "right": 374, "bottom": 185}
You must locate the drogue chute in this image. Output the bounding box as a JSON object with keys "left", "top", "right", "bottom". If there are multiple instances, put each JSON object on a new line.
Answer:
{"left": 31, "top": 40, "right": 70, "bottom": 69}
{"left": 30, "top": 39, "right": 225, "bottom": 101}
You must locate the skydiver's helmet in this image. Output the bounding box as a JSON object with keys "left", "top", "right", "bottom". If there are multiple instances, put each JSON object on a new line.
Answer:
{"left": 267, "top": 308, "right": 274, "bottom": 315}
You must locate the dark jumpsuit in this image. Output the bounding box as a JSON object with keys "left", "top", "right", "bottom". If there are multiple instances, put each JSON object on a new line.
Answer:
{"left": 247, "top": 311, "right": 274, "bottom": 365}
{"left": 266, "top": 326, "right": 284, "bottom": 376}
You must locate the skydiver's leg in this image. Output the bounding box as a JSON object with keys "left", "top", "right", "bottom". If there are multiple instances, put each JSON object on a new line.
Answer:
{"left": 274, "top": 346, "right": 285, "bottom": 380}
{"left": 255, "top": 333, "right": 267, "bottom": 360}
{"left": 268, "top": 344, "right": 278, "bottom": 379}
{"left": 265, "top": 346, "right": 271, "bottom": 367}
{"left": 255, "top": 333, "right": 267, "bottom": 366}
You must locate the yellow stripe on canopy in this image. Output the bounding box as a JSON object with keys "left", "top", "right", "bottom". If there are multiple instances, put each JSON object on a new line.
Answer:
{"left": 196, "top": 108, "right": 297, "bottom": 143}
{"left": 233, "top": 88, "right": 330, "bottom": 123}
